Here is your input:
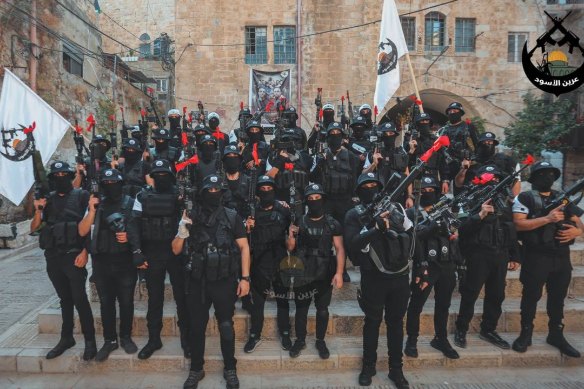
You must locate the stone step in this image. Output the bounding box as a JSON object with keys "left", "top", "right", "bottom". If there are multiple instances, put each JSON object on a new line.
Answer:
{"left": 2, "top": 332, "right": 583, "bottom": 374}
{"left": 37, "top": 297, "right": 584, "bottom": 339}
{"left": 89, "top": 261, "right": 584, "bottom": 303}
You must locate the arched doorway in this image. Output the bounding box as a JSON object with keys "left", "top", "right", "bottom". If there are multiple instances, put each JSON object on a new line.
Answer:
{"left": 381, "top": 88, "right": 480, "bottom": 129}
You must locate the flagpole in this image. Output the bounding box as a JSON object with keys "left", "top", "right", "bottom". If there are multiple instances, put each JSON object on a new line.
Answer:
{"left": 404, "top": 52, "right": 424, "bottom": 114}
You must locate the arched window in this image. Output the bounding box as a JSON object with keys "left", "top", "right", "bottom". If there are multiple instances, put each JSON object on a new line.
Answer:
{"left": 139, "top": 33, "right": 151, "bottom": 59}
{"left": 425, "top": 12, "right": 446, "bottom": 52}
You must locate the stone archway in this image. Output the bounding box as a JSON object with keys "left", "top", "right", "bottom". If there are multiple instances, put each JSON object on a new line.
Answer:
{"left": 382, "top": 88, "right": 480, "bottom": 128}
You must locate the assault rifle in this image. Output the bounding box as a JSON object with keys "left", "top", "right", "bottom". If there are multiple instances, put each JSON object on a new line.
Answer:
{"left": 359, "top": 136, "right": 451, "bottom": 227}
{"left": 87, "top": 116, "right": 101, "bottom": 196}
{"left": 247, "top": 146, "right": 260, "bottom": 246}
{"left": 346, "top": 90, "right": 354, "bottom": 122}
{"left": 543, "top": 176, "right": 584, "bottom": 215}
{"left": 289, "top": 171, "right": 304, "bottom": 230}
{"left": 197, "top": 101, "right": 206, "bottom": 126}
{"left": 149, "top": 99, "right": 164, "bottom": 128}
{"left": 340, "top": 95, "right": 349, "bottom": 134}
{"left": 109, "top": 115, "right": 118, "bottom": 163}
{"left": 529, "top": 12, "right": 572, "bottom": 57}
{"left": 460, "top": 155, "right": 535, "bottom": 216}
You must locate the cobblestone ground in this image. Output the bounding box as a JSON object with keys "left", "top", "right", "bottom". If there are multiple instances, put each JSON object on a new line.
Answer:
{"left": 0, "top": 248, "right": 55, "bottom": 334}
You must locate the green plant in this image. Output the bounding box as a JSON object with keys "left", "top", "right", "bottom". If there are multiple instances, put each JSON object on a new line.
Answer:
{"left": 96, "top": 99, "right": 115, "bottom": 135}
{"left": 504, "top": 92, "right": 579, "bottom": 157}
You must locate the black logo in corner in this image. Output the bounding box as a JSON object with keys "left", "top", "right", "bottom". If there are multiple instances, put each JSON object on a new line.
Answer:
{"left": 522, "top": 11, "right": 584, "bottom": 96}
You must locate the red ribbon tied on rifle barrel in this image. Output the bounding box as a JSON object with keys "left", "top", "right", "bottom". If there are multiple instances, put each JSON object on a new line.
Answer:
{"left": 420, "top": 135, "right": 450, "bottom": 162}
{"left": 252, "top": 143, "right": 260, "bottom": 166}
{"left": 175, "top": 155, "right": 199, "bottom": 172}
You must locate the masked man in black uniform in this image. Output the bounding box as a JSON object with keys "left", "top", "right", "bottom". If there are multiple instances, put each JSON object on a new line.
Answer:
{"left": 119, "top": 138, "right": 152, "bottom": 197}
{"left": 284, "top": 183, "right": 345, "bottom": 359}
{"left": 512, "top": 161, "right": 583, "bottom": 357}
{"left": 31, "top": 161, "right": 96, "bottom": 361}
{"left": 132, "top": 159, "right": 190, "bottom": 359}
{"left": 79, "top": 168, "right": 144, "bottom": 361}
{"left": 404, "top": 176, "right": 460, "bottom": 360}
{"left": 222, "top": 144, "right": 252, "bottom": 219}
{"left": 172, "top": 174, "right": 250, "bottom": 389}
{"left": 344, "top": 173, "right": 413, "bottom": 388}
{"left": 454, "top": 165, "right": 520, "bottom": 351}
{"left": 243, "top": 176, "right": 292, "bottom": 353}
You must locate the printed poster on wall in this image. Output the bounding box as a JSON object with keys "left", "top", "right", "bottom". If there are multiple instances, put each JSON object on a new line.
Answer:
{"left": 249, "top": 69, "right": 292, "bottom": 127}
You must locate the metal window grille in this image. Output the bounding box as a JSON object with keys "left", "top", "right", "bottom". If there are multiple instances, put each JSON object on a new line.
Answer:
{"left": 455, "top": 18, "right": 476, "bottom": 52}
{"left": 62, "top": 41, "right": 83, "bottom": 77}
{"left": 400, "top": 17, "right": 416, "bottom": 51}
{"left": 508, "top": 32, "right": 528, "bottom": 62}
{"left": 245, "top": 27, "right": 267, "bottom": 65}
{"left": 424, "top": 12, "right": 446, "bottom": 52}
{"left": 274, "top": 26, "right": 296, "bottom": 64}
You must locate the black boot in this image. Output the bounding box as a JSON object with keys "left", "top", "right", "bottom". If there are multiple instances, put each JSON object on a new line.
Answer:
{"left": 223, "top": 369, "right": 240, "bottom": 389}
{"left": 388, "top": 368, "right": 410, "bottom": 389}
{"left": 315, "top": 339, "right": 330, "bottom": 359}
{"left": 289, "top": 339, "right": 306, "bottom": 358}
{"left": 280, "top": 331, "right": 292, "bottom": 351}
{"left": 138, "top": 337, "right": 163, "bottom": 359}
{"left": 404, "top": 336, "right": 418, "bottom": 358}
{"left": 95, "top": 339, "right": 119, "bottom": 362}
{"left": 82, "top": 339, "right": 97, "bottom": 361}
{"left": 46, "top": 336, "right": 76, "bottom": 359}
{"left": 430, "top": 336, "right": 459, "bottom": 359}
{"left": 512, "top": 325, "right": 533, "bottom": 353}
{"left": 454, "top": 328, "right": 467, "bottom": 349}
{"left": 358, "top": 362, "right": 376, "bottom": 386}
{"left": 183, "top": 370, "right": 205, "bottom": 389}
{"left": 479, "top": 330, "right": 510, "bottom": 349}
{"left": 180, "top": 329, "right": 191, "bottom": 358}
{"left": 120, "top": 336, "right": 138, "bottom": 354}
{"left": 547, "top": 324, "right": 581, "bottom": 358}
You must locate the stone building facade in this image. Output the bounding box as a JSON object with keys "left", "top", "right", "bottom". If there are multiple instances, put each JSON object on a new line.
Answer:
{"left": 0, "top": 0, "right": 151, "bottom": 221}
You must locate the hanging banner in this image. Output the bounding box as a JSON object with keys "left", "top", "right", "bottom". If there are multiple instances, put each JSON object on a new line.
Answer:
{"left": 249, "top": 69, "right": 292, "bottom": 127}
{"left": 0, "top": 69, "right": 71, "bottom": 205}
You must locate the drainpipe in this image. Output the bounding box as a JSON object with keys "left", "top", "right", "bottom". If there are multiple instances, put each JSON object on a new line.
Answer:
{"left": 296, "top": 0, "right": 302, "bottom": 128}
{"left": 29, "top": 0, "right": 38, "bottom": 91}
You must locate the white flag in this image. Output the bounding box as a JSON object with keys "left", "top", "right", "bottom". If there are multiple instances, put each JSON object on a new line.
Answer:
{"left": 373, "top": 0, "right": 409, "bottom": 116}
{"left": 0, "top": 69, "right": 71, "bottom": 205}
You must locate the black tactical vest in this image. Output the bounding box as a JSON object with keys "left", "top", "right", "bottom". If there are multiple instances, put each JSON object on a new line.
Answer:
{"left": 122, "top": 161, "right": 146, "bottom": 198}
{"left": 294, "top": 215, "right": 336, "bottom": 281}
{"left": 189, "top": 207, "right": 241, "bottom": 281}
{"left": 323, "top": 148, "right": 354, "bottom": 195}
{"left": 251, "top": 203, "right": 289, "bottom": 279}
{"left": 92, "top": 196, "right": 134, "bottom": 255}
{"left": 39, "top": 189, "right": 85, "bottom": 252}
{"left": 140, "top": 188, "right": 179, "bottom": 241}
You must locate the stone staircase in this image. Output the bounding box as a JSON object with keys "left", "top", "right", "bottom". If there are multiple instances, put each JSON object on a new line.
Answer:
{"left": 1, "top": 243, "right": 584, "bottom": 374}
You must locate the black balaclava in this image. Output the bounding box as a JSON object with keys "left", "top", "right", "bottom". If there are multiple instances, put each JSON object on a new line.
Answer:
{"left": 169, "top": 117, "right": 181, "bottom": 131}
{"left": 202, "top": 190, "right": 222, "bottom": 209}
{"left": 531, "top": 171, "right": 556, "bottom": 192}
{"left": 248, "top": 131, "right": 262, "bottom": 144}
{"left": 476, "top": 143, "right": 496, "bottom": 161}
{"left": 102, "top": 182, "right": 123, "bottom": 202}
{"left": 155, "top": 139, "right": 169, "bottom": 151}
{"left": 153, "top": 173, "right": 173, "bottom": 193}
{"left": 322, "top": 110, "right": 335, "bottom": 129}
{"left": 352, "top": 125, "right": 366, "bottom": 140}
{"left": 209, "top": 117, "right": 220, "bottom": 131}
{"left": 420, "top": 191, "right": 438, "bottom": 207}
{"left": 52, "top": 175, "right": 73, "bottom": 194}
{"left": 258, "top": 189, "right": 275, "bottom": 208}
{"left": 448, "top": 111, "right": 463, "bottom": 124}
{"left": 123, "top": 149, "right": 141, "bottom": 165}
{"left": 358, "top": 186, "right": 379, "bottom": 205}
{"left": 361, "top": 111, "right": 372, "bottom": 128}
{"left": 307, "top": 198, "right": 324, "bottom": 218}
{"left": 93, "top": 143, "right": 108, "bottom": 160}
{"left": 382, "top": 133, "right": 397, "bottom": 149}
{"left": 327, "top": 133, "right": 343, "bottom": 151}
{"left": 223, "top": 156, "right": 241, "bottom": 174}
{"left": 200, "top": 143, "right": 216, "bottom": 162}
{"left": 418, "top": 123, "right": 431, "bottom": 137}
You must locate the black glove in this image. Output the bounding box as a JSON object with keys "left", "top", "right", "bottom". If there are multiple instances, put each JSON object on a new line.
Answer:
{"left": 415, "top": 261, "right": 429, "bottom": 289}
{"left": 374, "top": 216, "right": 387, "bottom": 232}
{"left": 133, "top": 250, "right": 146, "bottom": 267}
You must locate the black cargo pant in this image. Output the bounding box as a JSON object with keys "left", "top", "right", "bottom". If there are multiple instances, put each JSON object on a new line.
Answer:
{"left": 144, "top": 252, "right": 189, "bottom": 339}
{"left": 187, "top": 276, "right": 238, "bottom": 371}
{"left": 520, "top": 247, "right": 572, "bottom": 328}
{"left": 281, "top": 280, "right": 332, "bottom": 341}
{"left": 406, "top": 262, "right": 456, "bottom": 339}
{"left": 46, "top": 251, "right": 95, "bottom": 341}
{"left": 455, "top": 249, "right": 508, "bottom": 333}
{"left": 93, "top": 254, "right": 137, "bottom": 342}
{"left": 245, "top": 271, "right": 291, "bottom": 338}
{"left": 359, "top": 270, "right": 410, "bottom": 369}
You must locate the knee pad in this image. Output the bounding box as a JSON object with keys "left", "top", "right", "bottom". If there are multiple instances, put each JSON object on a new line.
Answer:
{"left": 218, "top": 320, "right": 234, "bottom": 342}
